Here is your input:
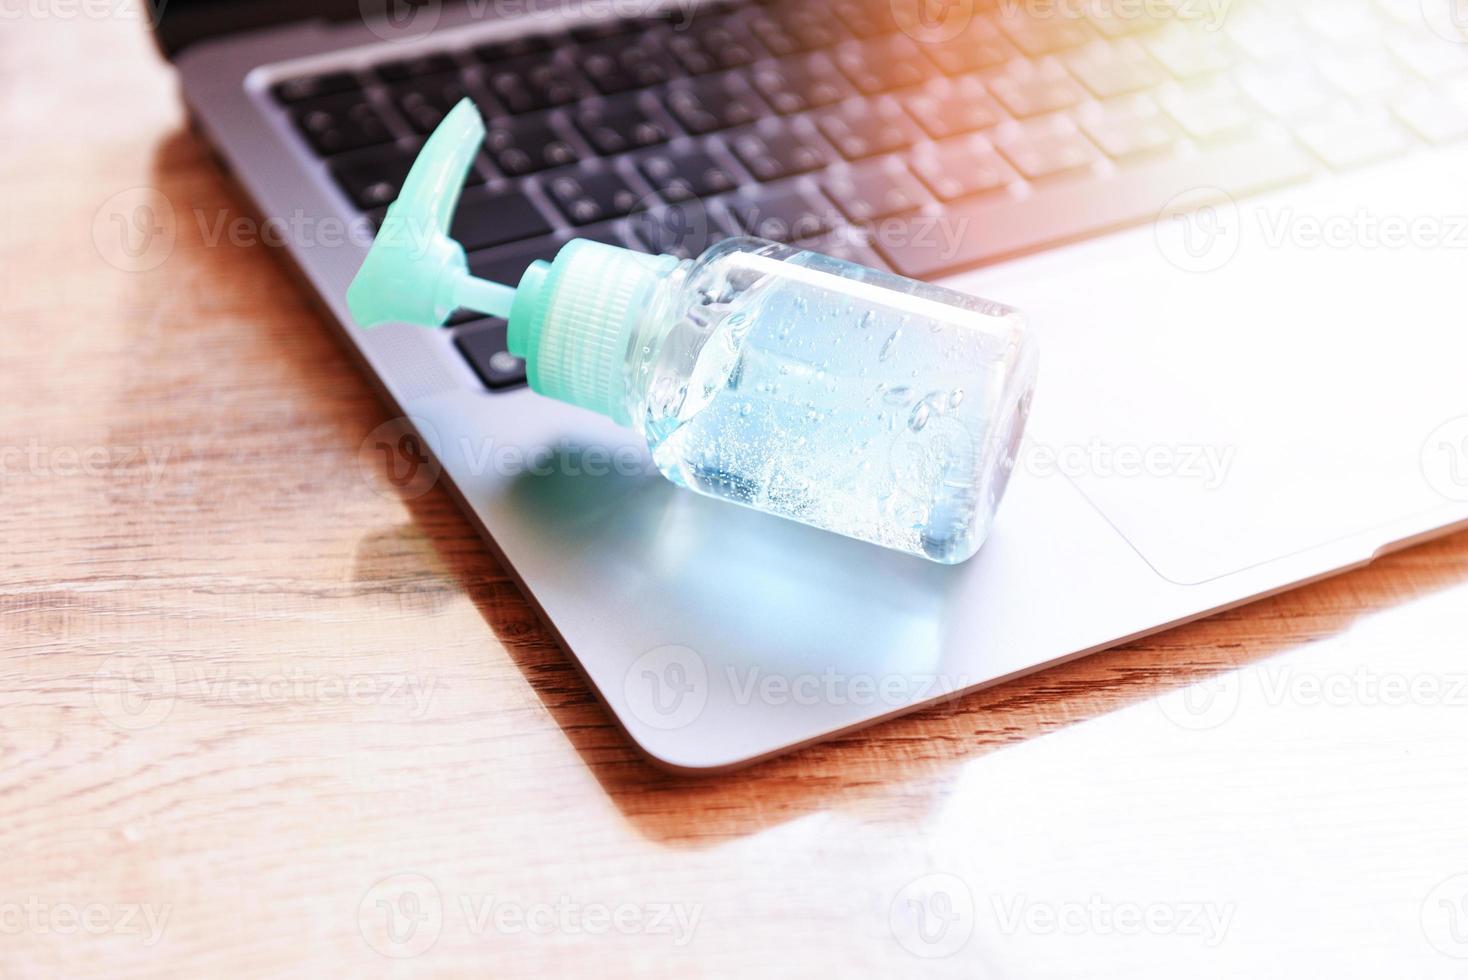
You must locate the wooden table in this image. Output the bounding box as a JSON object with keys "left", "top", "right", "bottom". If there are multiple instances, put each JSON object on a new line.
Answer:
{"left": 7, "top": 13, "right": 1468, "bottom": 979}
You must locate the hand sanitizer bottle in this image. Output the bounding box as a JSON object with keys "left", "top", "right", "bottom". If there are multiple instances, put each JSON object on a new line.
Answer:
{"left": 349, "top": 101, "right": 1037, "bottom": 564}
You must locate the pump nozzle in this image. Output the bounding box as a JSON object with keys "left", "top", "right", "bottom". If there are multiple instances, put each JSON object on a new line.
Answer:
{"left": 346, "top": 98, "right": 518, "bottom": 328}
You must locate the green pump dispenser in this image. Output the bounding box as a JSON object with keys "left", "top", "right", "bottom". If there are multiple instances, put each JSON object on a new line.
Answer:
{"left": 347, "top": 98, "right": 678, "bottom": 424}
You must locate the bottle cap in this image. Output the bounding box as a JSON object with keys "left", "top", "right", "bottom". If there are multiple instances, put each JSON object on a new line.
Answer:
{"left": 507, "top": 241, "right": 677, "bottom": 424}
{"left": 346, "top": 98, "right": 676, "bottom": 423}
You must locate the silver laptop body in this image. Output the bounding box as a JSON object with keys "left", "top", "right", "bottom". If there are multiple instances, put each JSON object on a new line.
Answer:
{"left": 162, "top": 0, "right": 1468, "bottom": 770}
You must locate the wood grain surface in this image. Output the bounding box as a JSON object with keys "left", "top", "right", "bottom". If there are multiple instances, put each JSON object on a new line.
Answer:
{"left": 6, "top": 13, "right": 1468, "bottom": 979}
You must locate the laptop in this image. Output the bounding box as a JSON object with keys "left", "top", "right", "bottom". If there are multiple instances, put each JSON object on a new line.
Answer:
{"left": 153, "top": 0, "right": 1468, "bottom": 771}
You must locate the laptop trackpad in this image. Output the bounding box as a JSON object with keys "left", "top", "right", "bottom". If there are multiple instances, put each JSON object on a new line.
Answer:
{"left": 954, "top": 149, "right": 1468, "bottom": 585}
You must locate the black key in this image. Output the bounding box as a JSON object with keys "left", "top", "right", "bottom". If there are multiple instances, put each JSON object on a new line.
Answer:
{"left": 916, "top": 32, "right": 1014, "bottom": 76}
{"left": 446, "top": 307, "right": 485, "bottom": 326}
{"left": 272, "top": 71, "right": 358, "bottom": 105}
{"left": 814, "top": 97, "right": 924, "bottom": 160}
{"left": 751, "top": 54, "right": 852, "bottom": 115}
{"left": 467, "top": 238, "right": 561, "bottom": 283}
{"left": 391, "top": 72, "right": 470, "bottom": 134}
{"left": 664, "top": 74, "right": 765, "bottom": 134}
{"left": 474, "top": 34, "right": 552, "bottom": 62}
{"left": 730, "top": 121, "right": 832, "bottom": 181}
{"left": 832, "top": 35, "right": 936, "bottom": 93}
{"left": 484, "top": 114, "right": 580, "bottom": 176}
{"left": 571, "top": 18, "right": 637, "bottom": 42}
{"left": 729, "top": 185, "right": 840, "bottom": 243}
{"left": 482, "top": 55, "right": 583, "bottom": 114}
{"left": 571, "top": 222, "right": 631, "bottom": 249}
{"left": 455, "top": 320, "right": 527, "bottom": 390}
{"left": 578, "top": 34, "right": 676, "bottom": 94}
{"left": 910, "top": 136, "right": 1017, "bottom": 200}
{"left": 331, "top": 145, "right": 415, "bottom": 210}
{"left": 450, "top": 188, "right": 553, "bottom": 251}
{"left": 329, "top": 142, "right": 483, "bottom": 211}
{"left": 821, "top": 159, "right": 930, "bottom": 221}
{"left": 793, "top": 227, "right": 890, "bottom": 270}
{"left": 666, "top": 14, "right": 763, "bottom": 74}
{"left": 629, "top": 203, "right": 733, "bottom": 258}
{"left": 544, "top": 169, "right": 640, "bottom": 224}
{"left": 574, "top": 96, "right": 669, "bottom": 155}
{"left": 748, "top": 4, "right": 849, "bottom": 55}
{"left": 292, "top": 92, "right": 394, "bottom": 156}
{"left": 828, "top": 0, "right": 899, "bottom": 38}
{"left": 376, "top": 53, "right": 457, "bottom": 81}
{"left": 638, "top": 147, "right": 740, "bottom": 201}
{"left": 903, "top": 77, "right": 1005, "bottom": 139}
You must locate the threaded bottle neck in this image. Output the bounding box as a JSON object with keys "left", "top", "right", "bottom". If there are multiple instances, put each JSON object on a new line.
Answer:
{"left": 505, "top": 240, "right": 680, "bottom": 425}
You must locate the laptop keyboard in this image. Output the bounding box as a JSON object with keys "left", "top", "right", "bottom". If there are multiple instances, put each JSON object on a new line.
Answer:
{"left": 270, "top": 0, "right": 1468, "bottom": 392}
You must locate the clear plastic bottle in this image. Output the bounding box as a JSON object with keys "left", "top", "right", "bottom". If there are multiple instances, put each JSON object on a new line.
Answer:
{"left": 503, "top": 237, "right": 1037, "bottom": 564}
{"left": 346, "top": 99, "right": 1037, "bottom": 564}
